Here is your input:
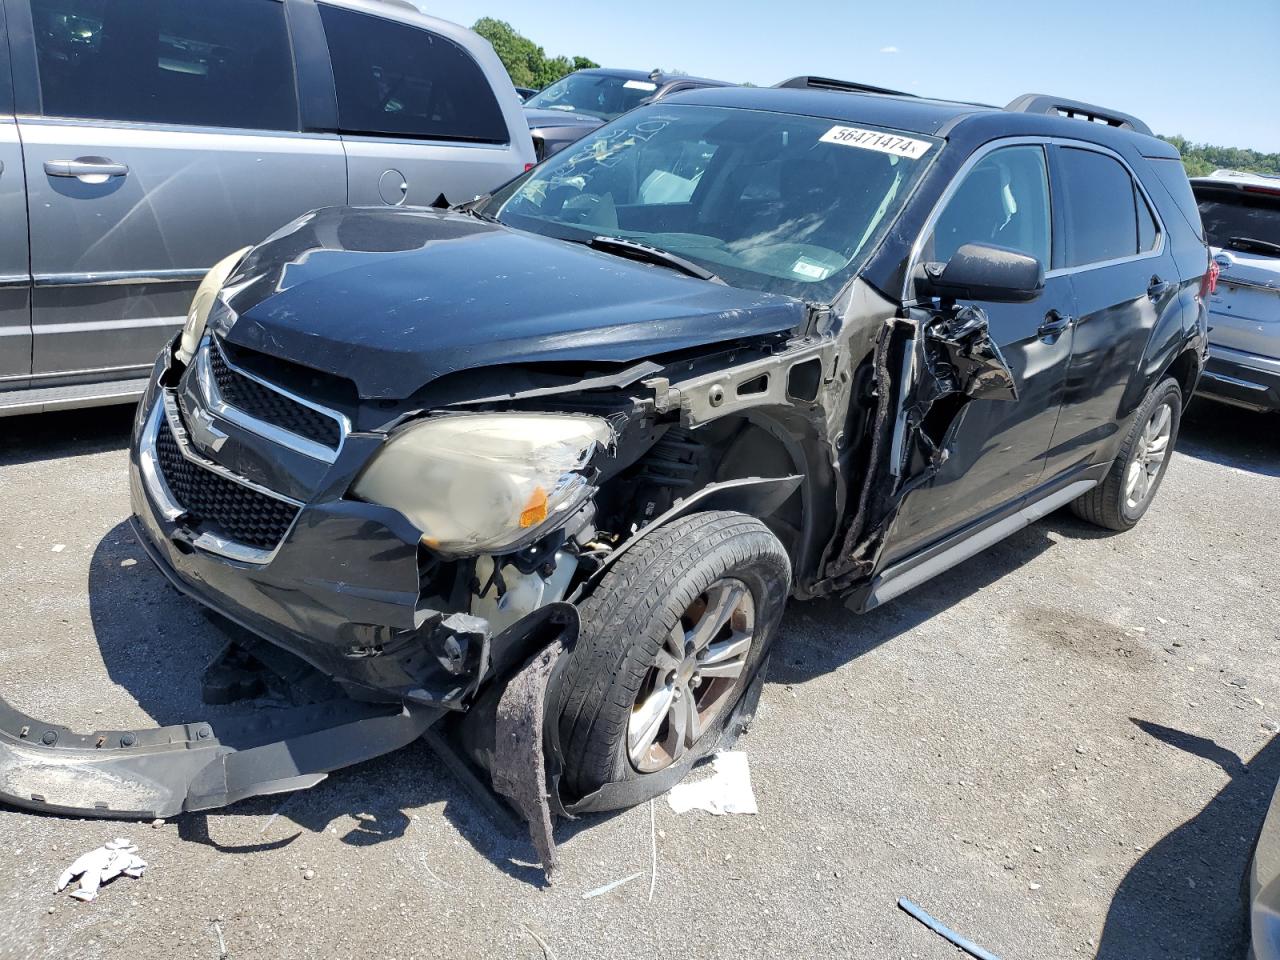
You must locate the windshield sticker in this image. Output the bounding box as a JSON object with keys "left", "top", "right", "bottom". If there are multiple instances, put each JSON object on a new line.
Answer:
{"left": 623, "top": 80, "right": 659, "bottom": 91}
{"left": 791, "top": 257, "right": 831, "bottom": 280}
{"left": 819, "top": 126, "right": 932, "bottom": 160}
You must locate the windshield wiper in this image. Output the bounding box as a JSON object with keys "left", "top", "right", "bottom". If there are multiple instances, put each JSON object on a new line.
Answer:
{"left": 588, "top": 235, "right": 725, "bottom": 284}
{"left": 1228, "top": 236, "right": 1280, "bottom": 257}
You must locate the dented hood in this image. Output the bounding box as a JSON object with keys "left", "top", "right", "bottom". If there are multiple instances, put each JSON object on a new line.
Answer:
{"left": 218, "top": 207, "right": 806, "bottom": 399}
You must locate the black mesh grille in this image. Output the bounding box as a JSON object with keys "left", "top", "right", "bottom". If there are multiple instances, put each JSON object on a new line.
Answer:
{"left": 209, "top": 342, "right": 341, "bottom": 449}
{"left": 155, "top": 418, "right": 300, "bottom": 551}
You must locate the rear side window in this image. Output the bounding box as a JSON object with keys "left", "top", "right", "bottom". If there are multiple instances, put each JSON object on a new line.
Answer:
{"left": 926, "top": 144, "right": 1052, "bottom": 269}
{"left": 318, "top": 5, "right": 508, "bottom": 144}
{"left": 1057, "top": 147, "right": 1158, "bottom": 266}
{"left": 29, "top": 0, "right": 298, "bottom": 131}
{"left": 1148, "top": 157, "right": 1206, "bottom": 241}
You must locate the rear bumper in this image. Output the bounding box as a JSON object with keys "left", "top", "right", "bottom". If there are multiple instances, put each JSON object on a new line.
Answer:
{"left": 1196, "top": 345, "right": 1280, "bottom": 412}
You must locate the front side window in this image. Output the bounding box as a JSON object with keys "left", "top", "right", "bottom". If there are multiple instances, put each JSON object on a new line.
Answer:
{"left": 525, "top": 73, "right": 656, "bottom": 121}
{"left": 1057, "top": 147, "right": 1153, "bottom": 267}
{"left": 924, "top": 144, "right": 1051, "bottom": 269}
{"left": 30, "top": 0, "right": 297, "bottom": 131}
{"left": 318, "top": 5, "right": 508, "bottom": 143}
{"left": 487, "top": 105, "right": 939, "bottom": 300}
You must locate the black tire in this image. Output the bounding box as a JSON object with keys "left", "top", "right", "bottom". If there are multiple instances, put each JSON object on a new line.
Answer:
{"left": 1070, "top": 378, "right": 1182, "bottom": 531}
{"left": 557, "top": 511, "right": 791, "bottom": 804}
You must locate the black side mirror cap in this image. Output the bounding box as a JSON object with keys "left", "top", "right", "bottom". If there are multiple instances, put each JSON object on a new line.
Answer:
{"left": 916, "top": 242, "right": 1045, "bottom": 304}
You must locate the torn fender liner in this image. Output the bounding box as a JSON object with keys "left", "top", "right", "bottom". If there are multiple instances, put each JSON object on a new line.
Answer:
{"left": 456, "top": 603, "right": 580, "bottom": 879}
{"left": 492, "top": 639, "right": 565, "bottom": 879}
{"left": 0, "top": 694, "right": 441, "bottom": 820}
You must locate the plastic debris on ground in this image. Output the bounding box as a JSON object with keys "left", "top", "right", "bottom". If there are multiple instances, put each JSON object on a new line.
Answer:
{"left": 55, "top": 838, "right": 147, "bottom": 902}
{"left": 667, "top": 751, "right": 758, "bottom": 816}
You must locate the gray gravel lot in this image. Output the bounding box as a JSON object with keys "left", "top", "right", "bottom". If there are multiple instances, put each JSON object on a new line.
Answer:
{"left": 1, "top": 399, "right": 1276, "bottom": 960}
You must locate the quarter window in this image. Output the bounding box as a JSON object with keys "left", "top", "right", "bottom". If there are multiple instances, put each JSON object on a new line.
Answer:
{"left": 30, "top": 0, "right": 298, "bottom": 131}
{"left": 318, "top": 5, "right": 508, "bottom": 144}
{"left": 1057, "top": 147, "right": 1155, "bottom": 266}
{"left": 926, "top": 145, "right": 1052, "bottom": 270}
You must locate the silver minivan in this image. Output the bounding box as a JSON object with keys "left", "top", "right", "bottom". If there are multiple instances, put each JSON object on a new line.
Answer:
{"left": 0, "top": 0, "right": 534, "bottom": 415}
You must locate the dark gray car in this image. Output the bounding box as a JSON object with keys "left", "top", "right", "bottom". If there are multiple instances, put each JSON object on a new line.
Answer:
{"left": 524, "top": 68, "right": 731, "bottom": 160}
{"left": 0, "top": 0, "right": 533, "bottom": 417}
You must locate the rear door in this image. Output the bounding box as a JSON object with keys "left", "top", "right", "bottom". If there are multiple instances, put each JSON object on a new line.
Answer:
{"left": 0, "top": 2, "right": 32, "bottom": 387}
{"left": 10, "top": 0, "right": 346, "bottom": 381}
{"left": 1041, "top": 143, "right": 1183, "bottom": 478}
{"left": 880, "top": 142, "right": 1075, "bottom": 564}
{"left": 315, "top": 2, "right": 531, "bottom": 208}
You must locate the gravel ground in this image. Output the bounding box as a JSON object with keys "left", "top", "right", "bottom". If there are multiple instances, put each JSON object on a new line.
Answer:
{"left": 0, "top": 398, "right": 1276, "bottom": 960}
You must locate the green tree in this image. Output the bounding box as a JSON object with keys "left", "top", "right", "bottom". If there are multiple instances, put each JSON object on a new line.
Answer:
{"left": 472, "top": 18, "right": 597, "bottom": 90}
{"left": 1159, "top": 134, "right": 1280, "bottom": 178}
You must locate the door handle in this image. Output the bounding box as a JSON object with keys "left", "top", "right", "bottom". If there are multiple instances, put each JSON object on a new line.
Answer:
{"left": 1147, "top": 276, "right": 1173, "bottom": 300}
{"left": 1037, "top": 309, "right": 1073, "bottom": 340}
{"left": 44, "top": 157, "right": 130, "bottom": 181}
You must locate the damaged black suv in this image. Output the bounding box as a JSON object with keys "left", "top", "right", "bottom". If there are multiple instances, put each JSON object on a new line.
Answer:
{"left": 0, "top": 80, "right": 1211, "bottom": 865}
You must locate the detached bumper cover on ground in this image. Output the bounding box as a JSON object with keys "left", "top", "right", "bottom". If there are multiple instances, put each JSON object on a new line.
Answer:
{"left": 0, "top": 693, "right": 439, "bottom": 820}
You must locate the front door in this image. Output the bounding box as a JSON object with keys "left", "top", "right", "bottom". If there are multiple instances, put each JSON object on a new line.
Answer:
{"left": 12, "top": 0, "right": 347, "bottom": 382}
{"left": 880, "top": 142, "right": 1074, "bottom": 565}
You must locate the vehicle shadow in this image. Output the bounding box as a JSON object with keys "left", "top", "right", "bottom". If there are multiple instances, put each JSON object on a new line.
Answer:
{"left": 1096, "top": 722, "right": 1278, "bottom": 959}
{"left": 769, "top": 517, "right": 1057, "bottom": 686}
{"left": 0, "top": 404, "right": 136, "bottom": 468}
{"left": 1177, "top": 399, "right": 1280, "bottom": 478}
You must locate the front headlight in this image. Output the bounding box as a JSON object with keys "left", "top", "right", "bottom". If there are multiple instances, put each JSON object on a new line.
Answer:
{"left": 350, "top": 413, "right": 614, "bottom": 558}
{"left": 176, "top": 246, "right": 251, "bottom": 364}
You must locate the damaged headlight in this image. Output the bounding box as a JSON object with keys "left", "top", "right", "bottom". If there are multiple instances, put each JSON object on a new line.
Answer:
{"left": 351, "top": 413, "right": 613, "bottom": 557}
{"left": 176, "top": 246, "right": 251, "bottom": 365}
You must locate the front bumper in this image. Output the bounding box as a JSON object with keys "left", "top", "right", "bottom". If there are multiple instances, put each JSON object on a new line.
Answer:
{"left": 128, "top": 345, "right": 565, "bottom": 707}
{"left": 1197, "top": 344, "right": 1280, "bottom": 413}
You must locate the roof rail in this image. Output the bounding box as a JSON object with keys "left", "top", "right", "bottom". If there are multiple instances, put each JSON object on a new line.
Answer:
{"left": 774, "top": 76, "right": 915, "bottom": 98}
{"left": 1005, "top": 93, "right": 1152, "bottom": 137}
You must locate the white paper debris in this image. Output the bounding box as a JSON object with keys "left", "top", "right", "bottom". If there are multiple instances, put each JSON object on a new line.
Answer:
{"left": 51, "top": 544, "right": 66, "bottom": 553}
{"left": 55, "top": 838, "right": 147, "bottom": 902}
{"left": 581, "top": 871, "right": 643, "bottom": 899}
{"left": 667, "top": 751, "right": 758, "bottom": 816}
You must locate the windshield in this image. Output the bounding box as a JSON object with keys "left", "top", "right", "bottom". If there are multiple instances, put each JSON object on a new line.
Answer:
{"left": 486, "top": 104, "right": 939, "bottom": 301}
{"left": 1194, "top": 187, "right": 1280, "bottom": 256}
{"left": 525, "top": 72, "right": 657, "bottom": 120}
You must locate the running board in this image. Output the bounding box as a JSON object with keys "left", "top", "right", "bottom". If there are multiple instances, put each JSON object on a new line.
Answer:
{"left": 0, "top": 377, "right": 148, "bottom": 417}
{"left": 0, "top": 694, "right": 441, "bottom": 820}
{"left": 861, "top": 478, "right": 1097, "bottom": 610}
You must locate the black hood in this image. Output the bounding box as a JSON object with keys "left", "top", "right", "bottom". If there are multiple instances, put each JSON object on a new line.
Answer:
{"left": 218, "top": 207, "right": 807, "bottom": 400}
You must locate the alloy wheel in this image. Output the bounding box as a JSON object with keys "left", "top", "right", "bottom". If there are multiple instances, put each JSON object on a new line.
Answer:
{"left": 627, "top": 578, "right": 756, "bottom": 773}
{"left": 1124, "top": 400, "right": 1173, "bottom": 512}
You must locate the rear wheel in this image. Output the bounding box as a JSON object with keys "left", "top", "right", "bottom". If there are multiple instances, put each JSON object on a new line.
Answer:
{"left": 1071, "top": 378, "right": 1182, "bottom": 531}
{"left": 557, "top": 511, "right": 790, "bottom": 805}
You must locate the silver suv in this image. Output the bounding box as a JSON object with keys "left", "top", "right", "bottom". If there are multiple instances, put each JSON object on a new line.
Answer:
{"left": 1191, "top": 169, "right": 1280, "bottom": 412}
{"left": 0, "top": 0, "right": 534, "bottom": 416}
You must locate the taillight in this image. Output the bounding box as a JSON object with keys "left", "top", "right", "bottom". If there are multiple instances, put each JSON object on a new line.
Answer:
{"left": 524, "top": 162, "right": 535, "bottom": 172}
{"left": 1200, "top": 259, "right": 1219, "bottom": 297}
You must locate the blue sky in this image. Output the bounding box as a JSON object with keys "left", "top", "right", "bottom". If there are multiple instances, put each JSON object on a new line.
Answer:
{"left": 426, "top": 0, "right": 1280, "bottom": 152}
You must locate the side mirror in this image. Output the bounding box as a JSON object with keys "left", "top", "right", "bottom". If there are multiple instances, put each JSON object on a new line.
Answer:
{"left": 917, "top": 242, "right": 1044, "bottom": 304}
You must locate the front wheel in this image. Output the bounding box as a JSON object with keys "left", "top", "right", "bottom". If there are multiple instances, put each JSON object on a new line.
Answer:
{"left": 1071, "top": 378, "right": 1182, "bottom": 531}
{"left": 556, "top": 511, "right": 791, "bottom": 806}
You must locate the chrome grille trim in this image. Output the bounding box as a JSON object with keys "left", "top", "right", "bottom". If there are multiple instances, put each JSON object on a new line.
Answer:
{"left": 195, "top": 337, "right": 349, "bottom": 464}
{"left": 138, "top": 394, "right": 304, "bottom": 565}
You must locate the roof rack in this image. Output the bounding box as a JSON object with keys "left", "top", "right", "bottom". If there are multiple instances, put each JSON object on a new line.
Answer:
{"left": 774, "top": 76, "right": 915, "bottom": 98}
{"left": 1005, "top": 93, "right": 1152, "bottom": 137}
